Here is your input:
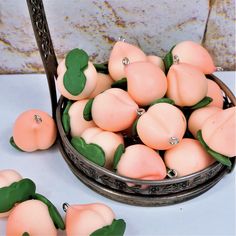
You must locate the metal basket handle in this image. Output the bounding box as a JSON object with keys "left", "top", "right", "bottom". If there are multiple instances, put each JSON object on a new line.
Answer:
{"left": 26, "top": 0, "right": 58, "bottom": 118}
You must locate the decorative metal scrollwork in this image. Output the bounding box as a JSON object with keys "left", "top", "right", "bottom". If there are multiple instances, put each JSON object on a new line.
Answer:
{"left": 27, "top": 0, "right": 54, "bottom": 61}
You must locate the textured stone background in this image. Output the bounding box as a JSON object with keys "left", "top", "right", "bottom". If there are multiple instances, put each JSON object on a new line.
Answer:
{"left": 0, "top": 0, "right": 235, "bottom": 74}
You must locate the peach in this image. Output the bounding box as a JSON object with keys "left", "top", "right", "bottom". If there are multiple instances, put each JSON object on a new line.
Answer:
{"left": 0, "top": 170, "right": 22, "bottom": 218}
{"left": 81, "top": 127, "right": 124, "bottom": 169}
{"left": 206, "top": 79, "right": 224, "bottom": 108}
{"left": 166, "top": 63, "right": 208, "bottom": 106}
{"left": 137, "top": 103, "right": 186, "bottom": 150}
{"left": 202, "top": 107, "right": 236, "bottom": 157}
{"left": 6, "top": 200, "right": 57, "bottom": 236}
{"left": 188, "top": 106, "right": 222, "bottom": 138}
{"left": 171, "top": 41, "right": 216, "bottom": 74}
{"left": 164, "top": 138, "right": 215, "bottom": 177}
{"left": 147, "top": 55, "right": 165, "bottom": 71}
{"left": 108, "top": 41, "right": 147, "bottom": 81}
{"left": 0, "top": 169, "right": 22, "bottom": 189}
{"left": 91, "top": 88, "right": 138, "bottom": 132}
{"left": 12, "top": 109, "right": 57, "bottom": 152}
{"left": 56, "top": 50, "right": 98, "bottom": 100}
{"left": 89, "top": 73, "right": 113, "bottom": 98}
{"left": 68, "top": 99, "right": 96, "bottom": 137}
{"left": 65, "top": 203, "right": 115, "bottom": 236}
{"left": 124, "top": 61, "right": 167, "bottom": 106}
{"left": 116, "top": 144, "right": 166, "bottom": 180}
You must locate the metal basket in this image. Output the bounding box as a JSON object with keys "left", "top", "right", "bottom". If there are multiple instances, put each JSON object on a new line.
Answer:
{"left": 27, "top": 0, "right": 235, "bottom": 206}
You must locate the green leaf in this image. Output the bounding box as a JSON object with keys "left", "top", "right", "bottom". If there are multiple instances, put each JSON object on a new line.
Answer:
{"left": 83, "top": 98, "right": 94, "bottom": 121}
{"left": 32, "top": 193, "right": 65, "bottom": 230}
{"left": 9, "top": 136, "right": 24, "bottom": 152}
{"left": 22, "top": 232, "right": 30, "bottom": 236}
{"left": 62, "top": 100, "right": 72, "bottom": 134}
{"left": 207, "top": 149, "right": 232, "bottom": 167}
{"left": 63, "top": 70, "right": 87, "bottom": 96}
{"left": 94, "top": 63, "right": 109, "bottom": 74}
{"left": 90, "top": 219, "right": 126, "bottom": 236}
{"left": 113, "top": 144, "right": 125, "bottom": 170}
{"left": 111, "top": 78, "right": 127, "bottom": 91}
{"left": 71, "top": 137, "right": 106, "bottom": 167}
{"left": 63, "top": 48, "right": 89, "bottom": 96}
{"left": 190, "top": 97, "right": 213, "bottom": 109}
{"left": 197, "top": 130, "right": 232, "bottom": 167}
{"left": 149, "top": 98, "right": 175, "bottom": 106}
{"left": 163, "top": 45, "right": 175, "bottom": 73}
{"left": 0, "top": 179, "right": 36, "bottom": 213}
{"left": 66, "top": 48, "right": 89, "bottom": 71}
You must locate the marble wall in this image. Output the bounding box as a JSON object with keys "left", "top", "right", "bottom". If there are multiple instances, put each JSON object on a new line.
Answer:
{"left": 0, "top": 0, "right": 235, "bottom": 74}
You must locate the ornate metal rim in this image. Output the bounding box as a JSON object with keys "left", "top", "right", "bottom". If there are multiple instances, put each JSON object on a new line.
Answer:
{"left": 56, "top": 102, "right": 227, "bottom": 185}
{"left": 58, "top": 138, "right": 228, "bottom": 206}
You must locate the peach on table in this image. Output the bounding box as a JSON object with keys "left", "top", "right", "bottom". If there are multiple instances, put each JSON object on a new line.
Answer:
{"left": 0, "top": 170, "right": 22, "bottom": 218}
{"left": 64, "top": 202, "right": 126, "bottom": 236}
{"left": 6, "top": 200, "right": 57, "bottom": 236}
{"left": 12, "top": 109, "right": 57, "bottom": 152}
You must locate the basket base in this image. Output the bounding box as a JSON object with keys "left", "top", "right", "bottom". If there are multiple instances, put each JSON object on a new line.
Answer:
{"left": 58, "top": 140, "right": 227, "bottom": 207}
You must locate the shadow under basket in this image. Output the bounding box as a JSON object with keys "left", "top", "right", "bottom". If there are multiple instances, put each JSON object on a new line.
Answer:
{"left": 27, "top": 0, "right": 236, "bottom": 206}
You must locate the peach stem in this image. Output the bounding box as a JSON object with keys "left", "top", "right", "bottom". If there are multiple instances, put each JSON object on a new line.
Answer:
{"left": 63, "top": 202, "right": 70, "bottom": 212}
{"left": 34, "top": 114, "right": 42, "bottom": 123}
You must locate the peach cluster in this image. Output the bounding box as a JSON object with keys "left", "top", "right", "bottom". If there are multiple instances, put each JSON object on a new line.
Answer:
{"left": 0, "top": 169, "right": 126, "bottom": 236}
{"left": 0, "top": 169, "right": 64, "bottom": 235}
{"left": 58, "top": 40, "right": 235, "bottom": 180}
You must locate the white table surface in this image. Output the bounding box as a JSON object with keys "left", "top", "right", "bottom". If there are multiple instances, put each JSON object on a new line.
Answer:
{"left": 0, "top": 72, "right": 235, "bottom": 236}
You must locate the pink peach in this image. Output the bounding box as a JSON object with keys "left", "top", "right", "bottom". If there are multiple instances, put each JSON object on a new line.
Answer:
{"left": 13, "top": 110, "right": 57, "bottom": 152}
{"left": 81, "top": 127, "right": 124, "bottom": 169}
{"left": 137, "top": 103, "right": 186, "bottom": 150}
{"left": 108, "top": 41, "right": 147, "bottom": 81}
{"left": 164, "top": 138, "right": 215, "bottom": 177}
{"left": 116, "top": 144, "right": 166, "bottom": 180}
{"left": 89, "top": 73, "right": 113, "bottom": 98}
{"left": 91, "top": 88, "right": 138, "bottom": 132}
{"left": 6, "top": 200, "right": 57, "bottom": 236}
{"left": 202, "top": 106, "right": 236, "bottom": 157}
{"left": 68, "top": 99, "right": 96, "bottom": 137}
{"left": 206, "top": 79, "right": 224, "bottom": 108}
{"left": 0, "top": 169, "right": 22, "bottom": 218}
{"left": 166, "top": 63, "right": 208, "bottom": 106}
{"left": 57, "top": 59, "right": 97, "bottom": 100}
{"left": 172, "top": 41, "right": 216, "bottom": 74}
{"left": 124, "top": 61, "right": 167, "bottom": 106}
{"left": 147, "top": 55, "right": 165, "bottom": 71}
{"left": 188, "top": 106, "right": 222, "bottom": 138}
{"left": 65, "top": 203, "right": 115, "bottom": 236}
